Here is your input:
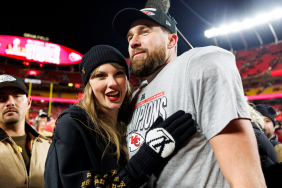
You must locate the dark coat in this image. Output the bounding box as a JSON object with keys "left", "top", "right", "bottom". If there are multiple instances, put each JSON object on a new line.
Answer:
{"left": 252, "top": 122, "right": 279, "bottom": 168}
{"left": 44, "top": 106, "right": 149, "bottom": 188}
{"left": 252, "top": 122, "right": 282, "bottom": 188}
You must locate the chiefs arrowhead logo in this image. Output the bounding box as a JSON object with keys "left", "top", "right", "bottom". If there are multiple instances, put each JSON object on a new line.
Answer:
{"left": 128, "top": 133, "right": 144, "bottom": 152}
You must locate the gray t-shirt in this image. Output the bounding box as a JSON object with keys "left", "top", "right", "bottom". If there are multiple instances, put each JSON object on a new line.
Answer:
{"left": 127, "top": 46, "right": 251, "bottom": 188}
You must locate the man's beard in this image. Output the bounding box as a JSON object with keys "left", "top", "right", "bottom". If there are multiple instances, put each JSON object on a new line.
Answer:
{"left": 2, "top": 110, "right": 20, "bottom": 125}
{"left": 129, "top": 41, "right": 166, "bottom": 78}
{"left": 4, "top": 118, "right": 19, "bottom": 125}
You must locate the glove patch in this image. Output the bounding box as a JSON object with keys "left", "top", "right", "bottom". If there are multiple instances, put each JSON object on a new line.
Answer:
{"left": 146, "top": 128, "right": 175, "bottom": 158}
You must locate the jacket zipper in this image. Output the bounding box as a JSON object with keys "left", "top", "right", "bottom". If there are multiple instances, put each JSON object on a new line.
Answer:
{"left": 8, "top": 137, "right": 30, "bottom": 187}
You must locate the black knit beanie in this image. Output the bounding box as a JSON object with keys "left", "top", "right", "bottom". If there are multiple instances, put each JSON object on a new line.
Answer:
{"left": 79, "top": 45, "right": 129, "bottom": 86}
{"left": 255, "top": 104, "right": 276, "bottom": 127}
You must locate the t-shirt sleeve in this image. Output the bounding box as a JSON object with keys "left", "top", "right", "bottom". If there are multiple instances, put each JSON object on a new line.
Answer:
{"left": 186, "top": 46, "right": 251, "bottom": 140}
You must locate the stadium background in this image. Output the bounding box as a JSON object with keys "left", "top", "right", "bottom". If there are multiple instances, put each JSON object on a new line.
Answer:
{"left": 1, "top": 0, "right": 282, "bottom": 134}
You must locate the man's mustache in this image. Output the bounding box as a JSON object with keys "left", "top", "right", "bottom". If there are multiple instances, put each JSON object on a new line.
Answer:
{"left": 3, "top": 107, "right": 19, "bottom": 115}
{"left": 131, "top": 48, "right": 148, "bottom": 58}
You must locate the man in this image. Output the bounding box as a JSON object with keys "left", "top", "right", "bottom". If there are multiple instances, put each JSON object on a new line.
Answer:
{"left": 255, "top": 104, "right": 282, "bottom": 163}
{"left": 112, "top": 8, "right": 266, "bottom": 187}
{"left": 37, "top": 109, "right": 55, "bottom": 134}
{"left": 0, "top": 74, "right": 49, "bottom": 187}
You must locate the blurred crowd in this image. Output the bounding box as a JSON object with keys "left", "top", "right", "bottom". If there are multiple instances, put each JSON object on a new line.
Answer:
{"left": 28, "top": 109, "right": 55, "bottom": 142}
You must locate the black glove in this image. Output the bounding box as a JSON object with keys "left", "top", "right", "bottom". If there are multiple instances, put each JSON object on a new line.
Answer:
{"left": 145, "top": 110, "right": 196, "bottom": 158}
{"left": 125, "top": 110, "right": 196, "bottom": 185}
{"left": 252, "top": 123, "right": 282, "bottom": 188}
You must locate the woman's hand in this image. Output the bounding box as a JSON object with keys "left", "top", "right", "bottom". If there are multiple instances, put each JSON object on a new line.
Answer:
{"left": 125, "top": 110, "right": 196, "bottom": 187}
{"left": 145, "top": 110, "right": 196, "bottom": 158}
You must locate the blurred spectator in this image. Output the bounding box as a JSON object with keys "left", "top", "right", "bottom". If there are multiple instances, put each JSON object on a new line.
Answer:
{"left": 34, "top": 119, "right": 52, "bottom": 143}
{"left": 275, "top": 120, "right": 282, "bottom": 143}
{"left": 248, "top": 104, "right": 282, "bottom": 188}
{"left": 45, "top": 117, "right": 55, "bottom": 133}
{"left": 36, "top": 110, "right": 54, "bottom": 137}
{"left": 255, "top": 104, "right": 282, "bottom": 163}
{"left": 247, "top": 104, "right": 279, "bottom": 163}
{"left": 37, "top": 109, "right": 48, "bottom": 122}
{"left": 60, "top": 72, "right": 70, "bottom": 82}
{"left": 33, "top": 119, "right": 45, "bottom": 133}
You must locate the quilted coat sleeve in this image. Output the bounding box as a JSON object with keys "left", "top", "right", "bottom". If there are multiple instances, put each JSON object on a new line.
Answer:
{"left": 44, "top": 113, "right": 150, "bottom": 188}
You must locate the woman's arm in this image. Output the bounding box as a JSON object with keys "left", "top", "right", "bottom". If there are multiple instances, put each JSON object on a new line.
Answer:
{"left": 45, "top": 110, "right": 196, "bottom": 188}
{"left": 45, "top": 113, "right": 99, "bottom": 188}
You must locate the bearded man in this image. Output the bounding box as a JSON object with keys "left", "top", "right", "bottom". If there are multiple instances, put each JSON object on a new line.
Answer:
{"left": 113, "top": 8, "right": 266, "bottom": 187}
{"left": 0, "top": 74, "right": 49, "bottom": 187}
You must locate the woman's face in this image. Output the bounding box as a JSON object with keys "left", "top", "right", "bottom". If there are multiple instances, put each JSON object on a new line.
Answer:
{"left": 37, "top": 121, "right": 45, "bottom": 133}
{"left": 89, "top": 63, "right": 127, "bottom": 114}
{"left": 263, "top": 116, "right": 275, "bottom": 138}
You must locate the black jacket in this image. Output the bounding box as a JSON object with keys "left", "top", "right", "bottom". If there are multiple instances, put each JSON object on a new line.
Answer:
{"left": 44, "top": 106, "right": 156, "bottom": 188}
{"left": 269, "top": 134, "right": 281, "bottom": 147}
{"left": 252, "top": 122, "right": 282, "bottom": 188}
{"left": 252, "top": 122, "right": 279, "bottom": 169}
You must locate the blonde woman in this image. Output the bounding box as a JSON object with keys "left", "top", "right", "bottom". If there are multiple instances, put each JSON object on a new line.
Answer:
{"left": 33, "top": 119, "right": 45, "bottom": 133}
{"left": 254, "top": 104, "right": 282, "bottom": 163}
{"left": 248, "top": 104, "right": 281, "bottom": 188}
{"left": 247, "top": 104, "right": 278, "bottom": 166}
{"left": 44, "top": 45, "right": 196, "bottom": 188}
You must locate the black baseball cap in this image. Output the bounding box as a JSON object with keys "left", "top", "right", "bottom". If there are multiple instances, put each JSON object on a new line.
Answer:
{"left": 38, "top": 109, "right": 48, "bottom": 117}
{"left": 0, "top": 74, "right": 28, "bottom": 95}
{"left": 113, "top": 8, "right": 177, "bottom": 38}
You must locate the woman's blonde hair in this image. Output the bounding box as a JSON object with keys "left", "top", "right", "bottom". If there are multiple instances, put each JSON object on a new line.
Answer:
{"left": 77, "top": 62, "right": 131, "bottom": 162}
{"left": 247, "top": 103, "right": 264, "bottom": 129}
{"left": 33, "top": 119, "right": 45, "bottom": 131}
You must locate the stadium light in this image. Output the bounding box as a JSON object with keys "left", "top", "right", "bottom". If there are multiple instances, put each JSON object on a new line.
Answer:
{"left": 68, "top": 83, "right": 73, "bottom": 87}
{"left": 27, "top": 70, "right": 39, "bottom": 76}
{"left": 74, "top": 83, "right": 80, "bottom": 88}
{"left": 205, "top": 8, "right": 282, "bottom": 38}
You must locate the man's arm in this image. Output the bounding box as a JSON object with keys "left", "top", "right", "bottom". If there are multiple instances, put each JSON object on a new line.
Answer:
{"left": 209, "top": 119, "right": 266, "bottom": 188}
